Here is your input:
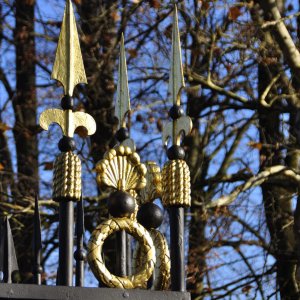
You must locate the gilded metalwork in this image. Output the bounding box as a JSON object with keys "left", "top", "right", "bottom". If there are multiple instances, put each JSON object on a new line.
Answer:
{"left": 133, "top": 229, "right": 170, "bottom": 290}
{"left": 115, "top": 34, "right": 131, "bottom": 129}
{"left": 138, "top": 162, "right": 162, "bottom": 204}
{"left": 168, "top": 5, "right": 185, "bottom": 106}
{"left": 53, "top": 152, "right": 81, "bottom": 201}
{"left": 161, "top": 160, "right": 191, "bottom": 207}
{"left": 96, "top": 145, "right": 147, "bottom": 192}
{"left": 40, "top": 0, "right": 96, "bottom": 139}
{"left": 87, "top": 218, "right": 156, "bottom": 289}
{"left": 162, "top": 116, "right": 192, "bottom": 147}
{"left": 114, "top": 34, "right": 135, "bottom": 151}
{"left": 39, "top": 108, "right": 96, "bottom": 138}
{"left": 162, "top": 6, "right": 192, "bottom": 146}
{"left": 51, "top": 0, "right": 87, "bottom": 96}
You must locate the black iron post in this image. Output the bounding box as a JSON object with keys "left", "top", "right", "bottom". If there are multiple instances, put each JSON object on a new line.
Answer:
{"left": 114, "top": 127, "right": 131, "bottom": 277}
{"left": 116, "top": 231, "right": 127, "bottom": 277}
{"left": 33, "top": 195, "right": 42, "bottom": 285}
{"left": 126, "top": 234, "right": 132, "bottom": 276}
{"left": 107, "top": 189, "right": 135, "bottom": 279}
{"left": 57, "top": 201, "right": 74, "bottom": 286}
{"left": 163, "top": 143, "right": 190, "bottom": 293}
{"left": 161, "top": 5, "right": 192, "bottom": 292}
{"left": 54, "top": 95, "right": 78, "bottom": 286}
{"left": 169, "top": 206, "right": 185, "bottom": 291}
{"left": 75, "top": 197, "right": 85, "bottom": 287}
{"left": 137, "top": 202, "right": 165, "bottom": 290}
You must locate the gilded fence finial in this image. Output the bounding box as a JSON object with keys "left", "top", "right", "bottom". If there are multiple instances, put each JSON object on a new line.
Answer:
{"left": 162, "top": 5, "right": 192, "bottom": 147}
{"left": 115, "top": 34, "right": 131, "bottom": 129}
{"left": 114, "top": 34, "right": 135, "bottom": 150}
{"left": 39, "top": 0, "right": 96, "bottom": 202}
{"left": 39, "top": 0, "right": 96, "bottom": 139}
{"left": 161, "top": 4, "right": 192, "bottom": 207}
{"left": 51, "top": 0, "right": 87, "bottom": 97}
{"left": 168, "top": 5, "right": 185, "bottom": 106}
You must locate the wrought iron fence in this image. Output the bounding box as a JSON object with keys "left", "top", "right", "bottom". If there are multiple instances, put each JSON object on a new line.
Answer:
{"left": 0, "top": 1, "right": 192, "bottom": 299}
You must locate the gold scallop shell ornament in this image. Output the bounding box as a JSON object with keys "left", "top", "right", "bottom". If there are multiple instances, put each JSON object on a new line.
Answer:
{"left": 96, "top": 145, "right": 147, "bottom": 192}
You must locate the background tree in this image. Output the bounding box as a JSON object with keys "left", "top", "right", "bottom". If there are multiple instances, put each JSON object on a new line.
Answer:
{"left": 2, "top": 0, "right": 300, "bottom": 298}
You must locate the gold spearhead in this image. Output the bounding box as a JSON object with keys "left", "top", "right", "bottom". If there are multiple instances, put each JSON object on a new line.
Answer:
{"left": 51, "top": 0, "right": 87, "bottom": 96}
{"left": 168, "top": 5, "right": 185, "bottom": 106}
{"left": 115, "top": 34, "right": 131, "bottom": 129}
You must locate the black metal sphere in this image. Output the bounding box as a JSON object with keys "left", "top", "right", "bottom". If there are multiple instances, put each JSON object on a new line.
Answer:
{"left": 115, "top": 127, "right": 129, "bottom": 142}
{"left": 58, "top": 136, "right": 76, "bottom": 152}
{"left": 11, "top": 270, "right": 21, "bottom": 283}
{"left": 169, "top": 105, "right": 184, "bottom": 120}
{"left": 137, "top": 202, "right": 164, "bottom": 229}
{"left": 33, "top": 265, "right": 43, "bottom": 274}
{"left": 167, "top": 145, "right": 185, "bottom": 160}
{"left": 61, "top": 95, "right": 74, "bottom": 110}
{"left": 74, "top": 249, "right": 87, "bottom": 261}
{"left": 108, "top": 191, "right": 135, "bottom": 217}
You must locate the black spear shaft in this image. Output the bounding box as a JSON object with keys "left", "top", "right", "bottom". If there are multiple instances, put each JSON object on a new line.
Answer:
{"left": 33, "top": 194, "right": 42, "bottom": 285}
{"left": 114, "top": 128, "right": 129, "bottom": 277}
{"left": 126, "top": 234, "right": 131, "bottom": 276}
{"left": 75, "top": 197, "right": 84, "bottom": 286}
{"left": 169, "top": 206, "right": 185, "bottom": 292}
{"left": 116, "top": 231, "right": 127, "bottom": 276}
{"left": 57, "top": 201, "right": 74, "bottom": 286}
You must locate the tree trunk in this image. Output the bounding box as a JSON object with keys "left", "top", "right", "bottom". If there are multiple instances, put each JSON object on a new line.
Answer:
{"left": 13, "top": 0, "right": 38, "bottom": 279}
{"left": 77, "top": 0, "right": 118, "bottom": 164}
{"left": 258, "top": 40, "right": 298, "bottom": 299}
{"left": 186, "top": 92, "right": 209, "bottom": 299}
{"left": 76, "top": 0, "right": 119, "bottom": 276}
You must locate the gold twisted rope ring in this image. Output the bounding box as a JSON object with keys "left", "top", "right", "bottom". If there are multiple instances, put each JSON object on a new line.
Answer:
{"left": 87, "top": 217, "right": 156, "bottom": 289}
{"left": 133, "top": 229, "right": 170, "bottom": 290}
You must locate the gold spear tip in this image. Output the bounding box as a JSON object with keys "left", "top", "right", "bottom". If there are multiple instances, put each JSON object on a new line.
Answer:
{"left": 168, "top": 4, "right": 185, "bottom": 106}
{"left": 51, "top": 0, "right": 87, "bottom": 97}
{"left": 115, "top": 33, "right": 131, "bottom": 129}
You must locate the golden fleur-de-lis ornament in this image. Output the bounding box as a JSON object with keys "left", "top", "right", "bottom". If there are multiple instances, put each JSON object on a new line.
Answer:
{"left": 39, "top": 0, "right": 96, "bottom": 138}
{"left": 39, "top": 0, "right": 96, "bottom": 201}
{"left": 39, "top": 108, "right": 96, "bottom": 138}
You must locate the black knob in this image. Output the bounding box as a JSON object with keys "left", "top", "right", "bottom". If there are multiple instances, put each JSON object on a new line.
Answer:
{"left": 74, "top": 249, "right": 87, "bottom": 261}
{"left": 33, "top": 265, "right": 43, "bottom": 274}
{"left": 137, "top": 202, "right": 164, "bottom": 229}
{"left": 58, "top": 136, "right": 76, "bottom": 152}
{"left": 61, "top": 95, "right": 74, "bottom": 110}
{"left": 108, "top": 191, "right": 136, "bottom": 218}
{"left": 115, "top": 127, "right": 129, "bottom": 142}
{"left": 167, "top": 145, "right": 185, "bottom": 160}
{"left": 169, "top": 105, "right": 184, "bottom": 120}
